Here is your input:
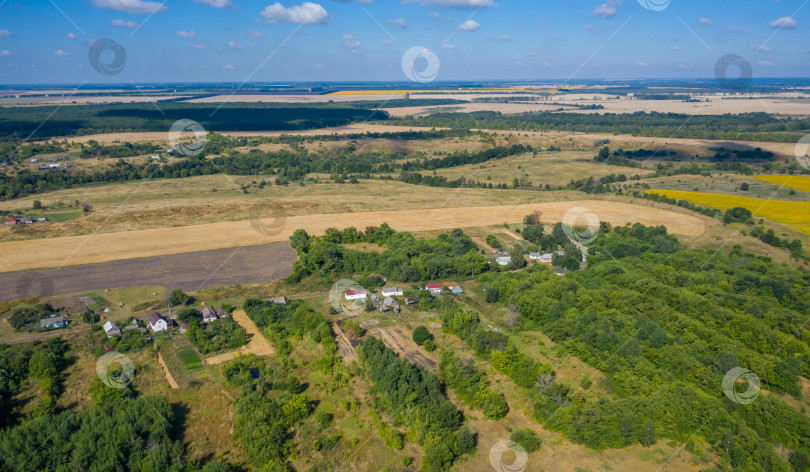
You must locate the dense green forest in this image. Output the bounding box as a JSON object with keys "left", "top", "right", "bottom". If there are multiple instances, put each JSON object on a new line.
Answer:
{"left": 394, "top": 111, "right": 810, "bottom": 143}
{"left": 0, "top": 103, "right": 389, "bottom": 139}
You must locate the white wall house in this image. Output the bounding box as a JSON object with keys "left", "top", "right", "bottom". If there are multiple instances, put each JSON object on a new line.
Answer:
{"left": 148, "top": 312, "right": 169, "bottom": 332}
{"left": 381, "top": 287, "right": 403, "bottom": 297}
{"left": 344, "top": 290, "right": 367, "bottom": 300}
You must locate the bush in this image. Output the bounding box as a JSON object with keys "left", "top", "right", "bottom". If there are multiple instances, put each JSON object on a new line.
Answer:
{"left": 412, "top": 326, "right": 433, "bottom": 346}
{"left": 423, "top": 339, "right": 436, "bottom": 352}
{"left": 510, "top": 428, "right": 541, "bottom": 453}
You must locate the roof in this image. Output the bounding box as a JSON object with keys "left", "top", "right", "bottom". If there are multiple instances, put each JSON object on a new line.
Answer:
{"left": 40, "top": 316, "right": 64, "bottom": 327}
{"left": 149, "top": 312, "right": 166, "bottom": 326}
{"left": 451, "top": 287, "right": 464, "bottom": 293}
{"left": 381, "top": 287, "right": 402, "bottom": 293}
{"left": 425, "top": 283, "right": 444, "bottom": 289}
{"left": 345, "top": 290, "right": 366, "bottom": 296}
{"left": 202, "top": 307, "right": 217, "bottom": 317}
{"left": 554, "top": 268, "right": 568, "bottom": 276}
{"left": 268, "top": 296, "right": 286, "bottom": 304}
{"left": 180, "top": 323, "right": 190, "bottom": 330}
{"left": 103, "top": 321, "right": 119, "bottom": 333}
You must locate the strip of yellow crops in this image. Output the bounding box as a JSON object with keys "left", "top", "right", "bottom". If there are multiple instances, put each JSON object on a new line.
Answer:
{"left": 755, "top": 175, "right": 810, "bottom": 193}
{"left": 645, "top": 189, "right": 810, "bottom": 235}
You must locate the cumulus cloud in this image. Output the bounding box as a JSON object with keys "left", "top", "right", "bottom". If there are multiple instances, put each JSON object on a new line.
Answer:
{"left": 189, "top": 43, "right": 206, "bottom": 49}
{"left": 380, "top": 39, "right": 395, "bottom": 45}
{"left": 53, "top": 49, "right": 69, "bottom": 56}
{"left": 0, "top": 50, "right": 10, "bottom": 56}
{"left": 458, "top": 19, "right": 480, "bottom": 31}
{"left": 260, "top": 2, "right": 330, "bottom": 24}
{"left": 750, "top": 43, "right": 771, "bottom": 52}
{"left": 442, "top": 44, "right": 458, "bottom": 49}
{"left": 229, "top": 40, "right": 243, "bottom": 48}
{"left": 64, "top": 32, "right": 77, "bottom": 39}
{"left": 699, "top": 17, "right": 714, "bottom": 26}
{"left": 0, "top": 29, "right": 11, "bottom": 37}
{"left": 222, "top": 63, "right": 235, "bottom": 69}
{"left": 769, "top": 17, "right": 797, "bottom": 29}
{"left": 387, "top": 18, "right": 406, "bottom": 28}
{"left": 758, "top": 60, "right": 773, "bottom": 66}
{"left": 111, "top": 19, "right": 140, "bottom": 28}
{"left": 591, "top": 2, "right": 617, "bottom": 19}
{"left": 637, "top": 61, "right": 648, "bottom": 67}
{"left": 247, "top": 30, "right": 265, "bottom": 37}
{"left": 176, "top": 30, "right": 196, "bottom": 37}
{"left": 194, "top": 0, "right": 232, "bottom": 7}
{"left": 583, "top": 25, "right": 600, "bottom": 34}
{"left": 92, "top": 0, "right": 167, "bottom": 14}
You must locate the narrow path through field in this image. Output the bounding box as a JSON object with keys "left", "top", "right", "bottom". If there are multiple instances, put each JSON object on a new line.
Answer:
{"left": 205, "top": 309, "right": 274, "bottom": 365}
{"left": 0, "top": 200, "right": 706, "bottom": 273}
{"left": 157, "top": 352, "right": 179, "bottom": 389}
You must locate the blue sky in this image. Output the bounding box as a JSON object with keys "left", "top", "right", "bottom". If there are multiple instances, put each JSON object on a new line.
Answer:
{"left": 0, "top": 0, "right": 807, "bottom": 84}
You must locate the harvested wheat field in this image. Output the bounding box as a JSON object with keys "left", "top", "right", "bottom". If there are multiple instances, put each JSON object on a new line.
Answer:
{"left": 0, "top": 200, "right": 706, "bottom": 273}
{"left": 205, "top": 309, "right": 274, "bottom": 365}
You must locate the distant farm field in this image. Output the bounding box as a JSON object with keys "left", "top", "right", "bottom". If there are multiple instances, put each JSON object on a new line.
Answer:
{"left": 756, "top": 175, "right": 810, "bottom": 193}
{"left": 646, "top": 189, "right": 810, "bottom": 235}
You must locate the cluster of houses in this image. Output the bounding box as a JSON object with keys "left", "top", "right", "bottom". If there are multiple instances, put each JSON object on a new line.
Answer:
{"left": 344, "top": 286, "right": 403, "bottom": 313}
{"left": 5, "top": 216, "right": 47, "bottom": 225}
{"left": 425, "top": 281, "right": 463, "bottom": 295}
{"left": 492, "top": 249, "right": 584, "bottom": 277}
{"left": 40, "top": 315, "right": 68, "bottom": 330}
{"left": 31, "top": 157, "right": 69, "bottom": 171}
{"left": 102, "top": 306, "right": 230, "bottom": 339}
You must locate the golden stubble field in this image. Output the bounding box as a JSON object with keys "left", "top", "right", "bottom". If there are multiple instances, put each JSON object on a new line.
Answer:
{"left": 0, "top": 199, "right": 707, "bottom": 273}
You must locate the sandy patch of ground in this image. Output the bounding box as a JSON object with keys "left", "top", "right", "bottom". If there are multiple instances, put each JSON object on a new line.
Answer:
{"left": 370, "top": 326, "right": 436, "bottom": 370}
{"left": 333, "top": 324, "right": 357, "bottom": 364}
{"left": 157, "top": 352, "right": 179, "bottom": 389}
{"left": 0, "top": 200, "right": 706, "bottom": 273}
{"left": 205, "top": 309, "right": 275, "bottom": 365}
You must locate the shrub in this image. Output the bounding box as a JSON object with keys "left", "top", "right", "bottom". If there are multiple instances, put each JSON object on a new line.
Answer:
{"left": 412, "top": 326, "right": 433, "bottom": 346}
{"left": 510, "top": 428, "right": 541, "bottom": 453}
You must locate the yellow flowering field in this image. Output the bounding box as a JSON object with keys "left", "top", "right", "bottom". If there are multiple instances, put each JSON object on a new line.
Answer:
{"left": 645, "top": 189, "right": 810, "bottom": 235}
{"left": 755, "top": 175, "right": 810, "bottom": 193}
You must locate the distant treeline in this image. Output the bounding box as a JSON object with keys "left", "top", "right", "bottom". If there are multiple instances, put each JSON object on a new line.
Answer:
{"left": 0, "top": 103, "right": 390, "bottom": 139}
{"left": 393, "top": 111, "right": 810, "bottom": 143}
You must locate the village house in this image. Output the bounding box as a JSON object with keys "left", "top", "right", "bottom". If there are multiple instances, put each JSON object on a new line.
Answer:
{"left": 381, "top": 287, "right": 403, "bottom": 297}
{"left": 148, "top": 312, "right": 169, "bottom": 332}
{"left": 40, "top": 315, "right": 67, "bottom": 330}
{"left": 555, "top": 268, "right": 569, "bottom": 276}
{"left": 268, "top": 296, "right": 287, "bottom": 305}
{"left": 179, "top": 323, "right": 191, "bottom": 334}
{"left": 539, "top": 253, "right": 554, "bottom": 264}
{"left": 5, "top": 217, "right": 18, "bottom": 225}
{"left": 496, "top": 256, "right": 511, "bottom": 266}
{"left": 424, "top": 282, "right": 444, "bottom": 294}
{"left": 150, "top": 154, "right": 161, "bottom": 160}
{"left": 103, "top": 320, "right": 121, "bottom": 338}
{"left": 48, "top": 163, "right": 61, "bottom": 169}
{"left": 529, "top": 252, "right": 542, "bottom": 260}
{"left": 344, "top": 290, "right": 367, "bottom": 301}
{"left": 202, "top": 307, "right": 219, "bottom": 323}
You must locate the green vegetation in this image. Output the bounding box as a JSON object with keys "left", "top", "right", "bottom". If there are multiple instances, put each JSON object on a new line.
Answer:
{"left": 439, "top": 350, "right": 509, "bottom": 419}
{"left": 177, "top": 348, "right": 203, "bottom": 371}
{"left": 6, "top": 303, "right": 57, "bottom": 331}
{"left": 510, "top": 428, "right": 542, "bottom": 453}
{"left": 186, "top": 318, "right": 247, "bottom": 354}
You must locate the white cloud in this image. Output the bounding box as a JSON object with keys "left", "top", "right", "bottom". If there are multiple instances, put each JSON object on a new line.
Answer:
{"left": 247, "top": 30, "right": 265, "bottom": 37}
{"left": 260, "top": 2, "right": 330, "bottom": 24}
{"left": 669, "top": 46, "right": 683, "bottom": 51}
{"left": 637, "top": 61, "right": 648, "bottom": 67}
{"left": 769, "top": 17, "right": 797, "bottom": 29}
{"left": 229, "top": 40, "right": 243, "bottom": 48}
{"left": 341, "top": 34, "right": 354, "bottom": 40}
{"left": 750, "top": 43, "right": 771, "bottom": 52}
{"left": 498, "top": 34, "right": 511, "bottom": 40}
{"left": 0, "top": 50, "right": 10, "bottom": 56}
{"left": 222, "top": 63, "right": 235, "bottom": 69}
{"left": 583, "top": 25, "right": 600, "bottom": 34}
{"left": 387, "top": 18, "right": 406, "bottom": 28}
{"left": 176, "top": 30, "right": 196, "bottom": 38}
{"left": 442, "top": 44, "right": 458, "bottom": 49}
{"left": 406, "top": 0, "right": 496, "bottom": 7}
{"left": 194, "top": 0, "right": 232, "bottom": 7}
{"left": 758, "top": 60, "right": 773, "bottom": 66}
{"left": 458, "top": 19, "right": 480, "bottom": 31}
{"left": 380, "top": 39, "right": 395, "bottom": 45}
{"left": 64, "top": 32, "right": 77, "bottom": 39}
{"left": 189, "top": 43, "right": 207, "bottom": 49}
{"left": 0, "top": 29, "right": 11, "bottom": 37}
{"left": 53, "top": 49, "right": 70, "bottom": 56}
{"left": 699, "top": 17, "right": 714, "bottom": 26}
{"left": 92, "top": 0, "right": 167, "bottom": 14}
{"left": 111, "top": 19, "right": 140, "bottom": 28}
{"left": 591, "top": 2, "right": 617, "bottom": 19}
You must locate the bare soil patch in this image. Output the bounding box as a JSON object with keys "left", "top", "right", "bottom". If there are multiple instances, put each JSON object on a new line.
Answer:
{"left": 370, "top": 326, "right": 436, "bottom": 370}
{"left": 205, "top": 309, "right": 275, "bottom": 365}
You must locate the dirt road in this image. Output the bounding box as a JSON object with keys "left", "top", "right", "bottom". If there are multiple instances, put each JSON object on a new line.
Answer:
{"left": 205, "top": 309, "right": 274, "bottom": 365}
